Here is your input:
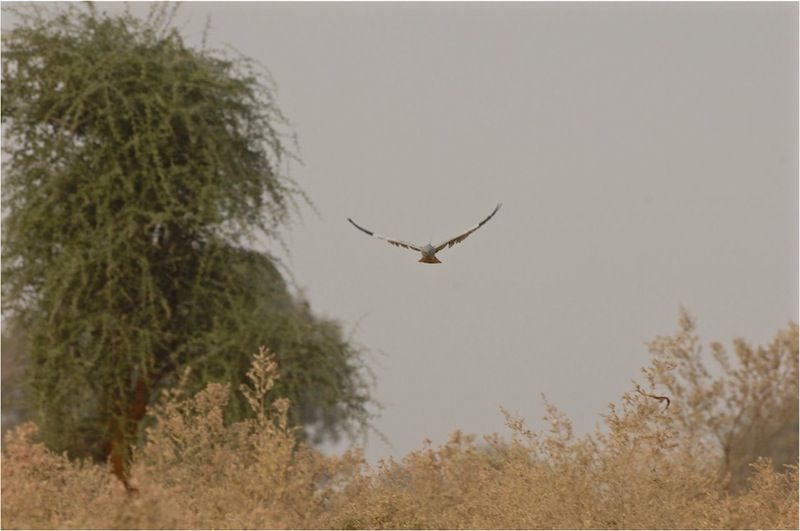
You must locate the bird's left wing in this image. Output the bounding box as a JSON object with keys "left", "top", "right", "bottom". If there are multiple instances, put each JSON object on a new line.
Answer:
{"left": 347, "top": 218, "right": 423, "bottom": 252}
{"left": 434, "top": 203, "right": 502, "bottom": 253}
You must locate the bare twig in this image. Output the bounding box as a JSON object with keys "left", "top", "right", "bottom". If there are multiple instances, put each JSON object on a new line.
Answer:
{"left": 636, "top": 384, "right": 671, "bottom": 410}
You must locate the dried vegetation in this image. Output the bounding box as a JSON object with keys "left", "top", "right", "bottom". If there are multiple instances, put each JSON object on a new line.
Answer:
{"left": 2, "top": 313, "right": 797, "bottom": 529}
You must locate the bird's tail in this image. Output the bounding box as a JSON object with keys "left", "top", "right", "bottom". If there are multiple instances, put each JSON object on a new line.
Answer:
{"left": 419, "top": 255, "right": 442, "bottom": 264}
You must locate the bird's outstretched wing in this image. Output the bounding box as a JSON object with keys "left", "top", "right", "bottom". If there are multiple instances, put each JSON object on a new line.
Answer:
{"left": 434, "top": 203, "right": 502, "bottom": 253}
{"left": 347, "top": 218, "right": 423, "bottom": 252}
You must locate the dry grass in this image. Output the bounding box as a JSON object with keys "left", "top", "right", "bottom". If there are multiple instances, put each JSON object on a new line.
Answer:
{"left": 2, "top": 318, "right": 797, "bottom": 529}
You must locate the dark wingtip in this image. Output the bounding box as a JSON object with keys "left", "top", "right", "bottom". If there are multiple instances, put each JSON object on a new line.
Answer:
{"left": 347, "top": 217, "right": 374, "bottom": 236}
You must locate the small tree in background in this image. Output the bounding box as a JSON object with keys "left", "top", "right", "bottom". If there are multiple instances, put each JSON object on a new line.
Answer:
{"left": 643, "top": 308, "right": 798, "bottom": 491}
{"left": 1, "top": 3, "right": 373, "bottom": 485}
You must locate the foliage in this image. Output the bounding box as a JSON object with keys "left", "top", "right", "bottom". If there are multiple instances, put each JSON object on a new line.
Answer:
{"left": 644, "top": 308, "right": 798, "bottom": 491}
{"left": 0, "top": 319, "right": 30, "bottom": 432}
{"left": 2, "top": 319, "right": 797, "bottom": 529}
{"left": 1, "top": 2, "right": 372, "bottom": 462}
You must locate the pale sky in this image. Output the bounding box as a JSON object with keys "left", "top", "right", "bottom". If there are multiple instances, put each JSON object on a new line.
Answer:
{"left": 4, "top": 2, "right": 798, "bottom": 463}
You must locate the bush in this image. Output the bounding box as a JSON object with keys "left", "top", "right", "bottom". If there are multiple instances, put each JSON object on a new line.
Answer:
{"left": 2, "top": 318, "right": 797, "bottom": 529}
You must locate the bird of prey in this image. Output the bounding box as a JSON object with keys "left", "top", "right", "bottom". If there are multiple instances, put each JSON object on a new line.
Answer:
{"left": 347, "top": 203, "right": 502, "bottom": 264}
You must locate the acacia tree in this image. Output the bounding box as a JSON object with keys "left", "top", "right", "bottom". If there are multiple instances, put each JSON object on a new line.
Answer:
{"left": 2, "top": 3, "right": 372, "bottom": 483}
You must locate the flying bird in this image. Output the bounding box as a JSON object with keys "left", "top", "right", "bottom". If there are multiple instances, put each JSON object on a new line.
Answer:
{"left": 347, "top": 203, "right": 502, "bottom": 264}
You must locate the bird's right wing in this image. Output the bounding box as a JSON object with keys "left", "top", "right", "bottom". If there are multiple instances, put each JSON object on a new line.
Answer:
{"left": 347, "top": 218, "right": 422, "bottom": 252}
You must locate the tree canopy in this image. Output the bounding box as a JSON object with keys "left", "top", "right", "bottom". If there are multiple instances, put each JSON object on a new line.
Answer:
{"left": 1, "top": 3, "right": 373, "bottom": 473}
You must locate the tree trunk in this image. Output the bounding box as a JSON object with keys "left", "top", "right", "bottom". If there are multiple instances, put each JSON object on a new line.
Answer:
{"left": 105, "top": 377, "right": 150, "bottom": 493}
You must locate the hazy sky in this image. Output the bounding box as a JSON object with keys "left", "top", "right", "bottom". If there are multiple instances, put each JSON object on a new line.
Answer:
{"left": 4, "top": 2, "right": 798, "bottom": 462}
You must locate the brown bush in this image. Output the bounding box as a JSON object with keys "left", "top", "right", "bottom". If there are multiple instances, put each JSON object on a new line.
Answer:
{"left": 2, "top": 319, "right": 797, "bottom": 529}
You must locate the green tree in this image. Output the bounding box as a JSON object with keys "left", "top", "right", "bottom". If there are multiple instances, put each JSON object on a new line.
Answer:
{"left": 1, "top": 3, "right": 373, "bottom": 483}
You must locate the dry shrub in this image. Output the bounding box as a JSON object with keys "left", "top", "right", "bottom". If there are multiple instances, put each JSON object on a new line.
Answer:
{"left": 2, "top": 320, "right": 798, "bottom": 529}
{"left": 1, "top": 348, "right": 359, "bottom": 529}
{"left": 646, "top": 309, "right": 799, "bottom": 491}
